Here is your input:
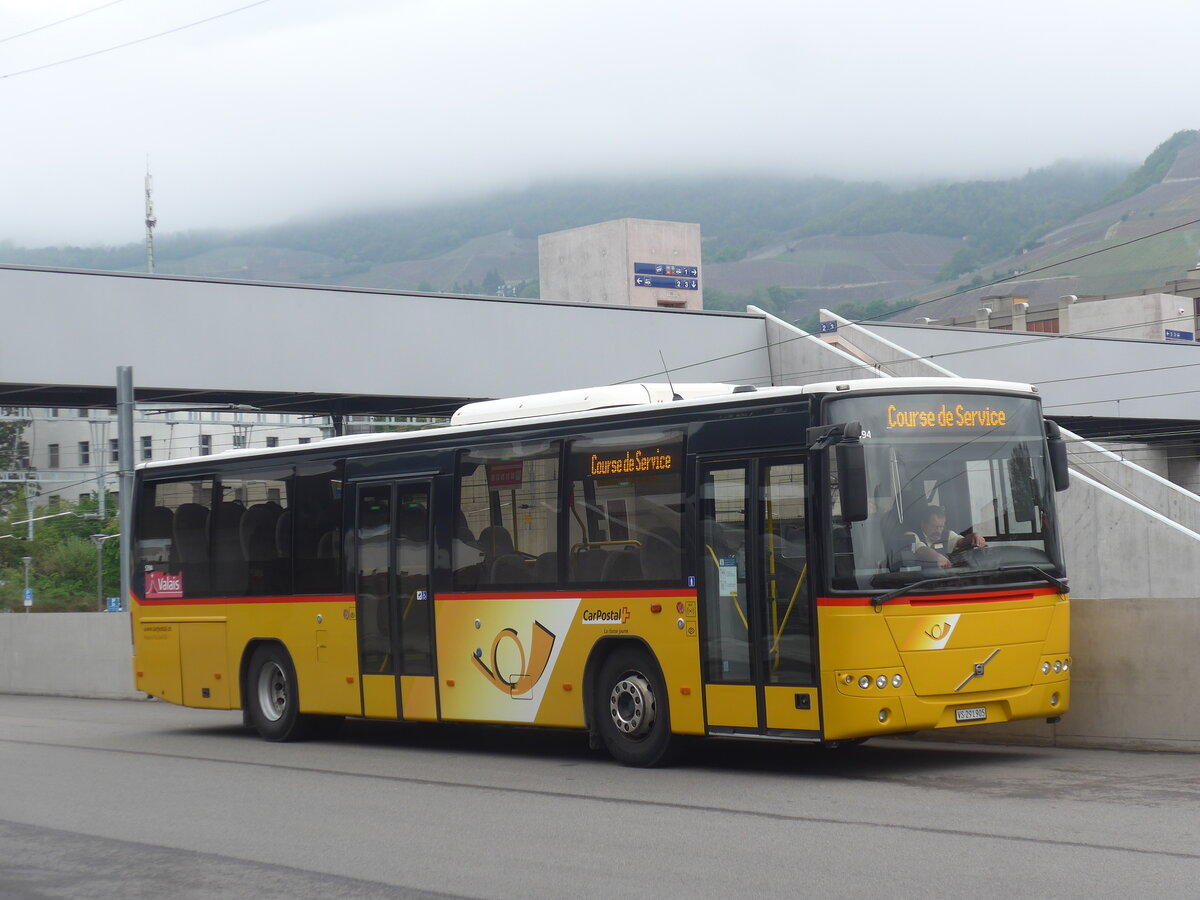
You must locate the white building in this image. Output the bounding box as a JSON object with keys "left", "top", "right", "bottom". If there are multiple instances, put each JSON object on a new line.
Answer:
{"left": 3, "top": 407, "right": 331, "bottom": 512}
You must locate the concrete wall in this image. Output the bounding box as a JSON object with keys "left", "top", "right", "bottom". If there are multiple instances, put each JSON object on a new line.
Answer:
{"left": 539, "top": 218, "right": 703, "bottom": 310}
{"left": 0, "top": 612, "right": 140, "bottom": 700}
{"left": 2, "top": 605, "right": 1196, "bottom": 752}
{"left": 933, "top": 597, "right": 1200, "bottom": 752}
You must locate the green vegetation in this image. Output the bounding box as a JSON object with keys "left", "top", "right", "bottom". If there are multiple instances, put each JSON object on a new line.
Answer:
{"left": 0, "top": 495, "right": 120, "bottom": 613}
{"left": 705, "top": 285, "right": 806, "bottom": 318}
{"left": 792, "top": 297, "right": 917, "bottom": 333}
{"left": 791, "top": 161, "right": 1128, "bottom": 283}
{"left": 1099, "top": 130, "right": 1199, "bottom": 207}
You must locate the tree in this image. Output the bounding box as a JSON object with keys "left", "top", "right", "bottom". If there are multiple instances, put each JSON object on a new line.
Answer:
{"left": 0, "top": 495, "right": 119, "bottom": 612}
{"left": 0, "top": 408, "right": 29, "bottom": 516}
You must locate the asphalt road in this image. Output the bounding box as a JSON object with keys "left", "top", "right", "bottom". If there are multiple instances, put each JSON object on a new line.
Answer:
{"left": 1, "top": 695, "right": 1198, "bottom": 899}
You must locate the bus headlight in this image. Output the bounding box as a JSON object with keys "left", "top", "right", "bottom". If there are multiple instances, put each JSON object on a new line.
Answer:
{"left": 1053, "top": 660, "right": 1063, "bottom": 673}
{"left": 891, "top": 674, "right": 903, "bottom": 688}
{"left": 876, "top": 675, "right": 887, "bottom": 689}
{"left": 1042, "top": 662, "right": 1051, "bottom": 674}
{"left": 858, "top": 676, "right": 871, "bottom": 689}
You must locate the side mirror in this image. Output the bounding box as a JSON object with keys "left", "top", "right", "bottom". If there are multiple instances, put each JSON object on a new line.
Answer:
{"left": 1045, "top": 419, "right": 1070, "bottom": 492}
{"left": 836, "top": 440, "right": 869, "bottom": 522}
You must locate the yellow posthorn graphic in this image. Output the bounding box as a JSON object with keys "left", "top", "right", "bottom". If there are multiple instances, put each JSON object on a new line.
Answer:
{"left": 472, "top": 620, "right": 556, "bottom": 695}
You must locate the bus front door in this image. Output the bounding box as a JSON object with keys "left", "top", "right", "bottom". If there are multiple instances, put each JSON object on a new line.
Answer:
{"left": 699, "top": 459, "right": 818, "bottom": 736}
{"left": 354, "top": 480, "right": 437, "bottom": 721}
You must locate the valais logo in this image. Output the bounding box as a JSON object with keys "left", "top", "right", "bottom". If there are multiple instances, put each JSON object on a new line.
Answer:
{"left": 146, "top": 571, "right": 184, "bottom": 599}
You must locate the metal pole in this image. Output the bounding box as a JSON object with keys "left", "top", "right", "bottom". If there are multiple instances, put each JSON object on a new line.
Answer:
{"left": 93, "top": 535, "right": 104, "bottom": 612}
{"left": 22, "top": 556, "right": 31, "bottom": 613}
{"left": 117, "top": 367, "right": 134, "bottom": 612}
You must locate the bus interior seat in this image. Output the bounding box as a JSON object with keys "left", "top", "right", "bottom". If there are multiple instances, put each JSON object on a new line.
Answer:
{"left": 641, "top": 528, "right": 681, "bottom": 581}
{"left": 241, "top": 503, "right": 283, "bottom": 593}
{"left": 274, "top": 510, "right": 292, "bottom": 557}
{"left": 574, "top": 547, "right": 608, "bottom": 581}
{"left": 532, "top": 552, "right": 558, "bottom": 583}
{"left": 240, "top": 504, "right": 281, "bottom": 561}
{"left": 601, "top": 547, "right": 641, "bottom": 582}
{"left": 477, "top": 525, "right": 514, "bottom": 559}
{"left": 212, "top": 502, "right": 248, "bottom": 594}
{"left": 489, "top": 554, "right": 529, "bottom": 584}
{"left": 173, "top": 503, "right": 210, "bottom": 595}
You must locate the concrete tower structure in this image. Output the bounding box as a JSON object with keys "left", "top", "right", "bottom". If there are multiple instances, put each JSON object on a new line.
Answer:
{"left": 538, "top": 218, "right": 703, "bottom": 310}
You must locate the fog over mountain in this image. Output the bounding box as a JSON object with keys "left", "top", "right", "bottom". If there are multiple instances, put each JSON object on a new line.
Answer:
{"left": 1, "top": 0, "right": 1195, "bottom": 246}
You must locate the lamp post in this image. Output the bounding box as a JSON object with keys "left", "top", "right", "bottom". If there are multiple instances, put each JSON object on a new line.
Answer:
{"left": 90, "top": 533, "right": 121, "bottom": 611}
{"left": 22, "top": 556, "right": 32, "bottom": 613}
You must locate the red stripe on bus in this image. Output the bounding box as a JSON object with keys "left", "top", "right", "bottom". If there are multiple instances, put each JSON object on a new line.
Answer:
{"left": 817, "top": 586, "right": 1060, "bottom": 607}
{"left": 136, "top": 594, "right": 354, "bottom": 607}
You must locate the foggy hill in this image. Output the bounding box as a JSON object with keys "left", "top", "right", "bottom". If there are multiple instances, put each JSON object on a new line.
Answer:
{"left": 3, "top": 131, "right": 1198, "bottom": 325}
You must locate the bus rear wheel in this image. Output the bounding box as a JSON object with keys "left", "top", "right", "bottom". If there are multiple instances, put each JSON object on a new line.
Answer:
{"left": 247, "top": 644, "right": 311, "bottom": 742}
{"left": 595, "top": 647, "right": 677, "bottom": 767}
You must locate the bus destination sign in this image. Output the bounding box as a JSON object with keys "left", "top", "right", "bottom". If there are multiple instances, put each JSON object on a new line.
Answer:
{"left": 885, "top": 402, "right": 1009, "bottom": 431}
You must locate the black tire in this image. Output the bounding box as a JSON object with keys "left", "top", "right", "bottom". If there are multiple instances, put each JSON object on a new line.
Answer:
{"left": 594, "top": 646, "right": 678, "bottom": 767}
{"left": 246, "top": 644, "right": 312, "bottom": 742}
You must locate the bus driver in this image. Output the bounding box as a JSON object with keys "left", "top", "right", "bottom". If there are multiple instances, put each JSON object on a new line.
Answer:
{"left": 909, "top": 504, "right": 986, "bottom": 569}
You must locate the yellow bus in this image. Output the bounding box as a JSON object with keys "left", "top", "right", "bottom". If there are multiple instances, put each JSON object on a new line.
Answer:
{"left": 130, "top": 378, "right": 1070, "bottom": 766}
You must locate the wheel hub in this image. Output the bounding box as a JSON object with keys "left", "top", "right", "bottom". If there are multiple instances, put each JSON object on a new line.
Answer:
{"left": 257, "top": 661, "right": 287, "bottom": 722}
{"left": 609, "top": 674, "right": 656, "bottom": 736}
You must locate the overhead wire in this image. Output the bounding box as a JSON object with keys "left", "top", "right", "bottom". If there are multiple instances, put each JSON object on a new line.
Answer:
{"left": 0, "top": 0, "right": 276, "bottom": 81}
{"left": 0, "top": 0, "right": 129, "bottom": 45}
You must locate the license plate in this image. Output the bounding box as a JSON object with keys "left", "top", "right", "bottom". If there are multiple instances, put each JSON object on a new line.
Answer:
{"left": 955, "top": 706, "right": 987, "bottom": 723}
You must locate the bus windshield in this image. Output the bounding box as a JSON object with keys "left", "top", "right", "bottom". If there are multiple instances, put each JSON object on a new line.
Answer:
{"left": 825, "top": 391, "right": 1065, "bottom": 593}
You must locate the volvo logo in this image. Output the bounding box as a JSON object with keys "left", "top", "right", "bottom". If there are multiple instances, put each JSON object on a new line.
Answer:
{"left": 955, "top": 648, "right": 1000, "bottom": 692}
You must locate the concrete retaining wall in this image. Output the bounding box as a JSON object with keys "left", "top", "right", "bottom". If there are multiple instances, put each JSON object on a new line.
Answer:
{"left": 0, "top": 612, "right": 140, "bottom": 700}
{"left": 2, "top": 602, "right": 1197, "bottom": 751}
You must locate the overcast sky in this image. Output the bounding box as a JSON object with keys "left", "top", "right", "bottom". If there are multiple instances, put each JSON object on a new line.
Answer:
{"left": 1, "top": 0, "right": 1195, "bottom": 246}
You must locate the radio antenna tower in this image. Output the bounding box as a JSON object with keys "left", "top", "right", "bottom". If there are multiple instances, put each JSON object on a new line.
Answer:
{"left": 144, "top": 161, "right": 157, "bottom": 274}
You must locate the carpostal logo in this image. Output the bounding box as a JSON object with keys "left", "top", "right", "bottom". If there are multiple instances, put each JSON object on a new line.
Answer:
{"left": 581, "top": 606, "right": 631, "bottom": 626}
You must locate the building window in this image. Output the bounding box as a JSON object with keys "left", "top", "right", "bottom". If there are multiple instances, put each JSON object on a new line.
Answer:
{"left": 48, "top": 444, "right": 60, "bottom": 469}
{"left": 233, "top": 434, "right": 247, "bottom": 449}
{"left": 50, "top": 408, "right": 59, "bottom": 418}
{"left": 266, "top": 436, "right": 279, "bottom": 448}
{"left": 79, "top": 493, "right": 91, "bottom": 504}
{"left": 299, "top": 437, "right": 311, "bottom": 445}
{"left": 77, "top": 408, "right": 88, "bottom": 418}
{"left": 140, "top": 436, "right": 153, "bottom": 461}
{"left": 110, "top": 438, "right": 120, "bottom": 463}
{"left": 48, "top": 494, "right": 61, "bottom": 506}
{"left": 79, "top": 441, "right": 90, "bottom": 466}
{"left": 200, "top": 435, "right": 212, "bottom": 456}
{"left": 1028, "top": 318, "right": 1060, "bottom": 334}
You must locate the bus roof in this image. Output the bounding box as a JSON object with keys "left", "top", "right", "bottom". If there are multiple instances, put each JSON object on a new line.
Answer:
{"left": 138, "top": 376, "right": 1039, "bottom": 472}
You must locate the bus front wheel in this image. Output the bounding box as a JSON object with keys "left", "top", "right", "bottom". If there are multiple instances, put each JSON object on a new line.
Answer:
{"left": 594, "top": 647, "right": 677, "bottom": 767}
{"left": 247, "top": 644, "right": 310, "bottom": 742}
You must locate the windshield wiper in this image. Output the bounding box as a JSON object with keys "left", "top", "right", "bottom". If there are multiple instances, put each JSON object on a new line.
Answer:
{"left": 871, "top": 564, "right": 1067, "bottom": 608}
{"left": 871, "top": 573, "right": 976, "bottom": 608}
{"left": 986, "top": 564, "right": 1068, "bottom": 594}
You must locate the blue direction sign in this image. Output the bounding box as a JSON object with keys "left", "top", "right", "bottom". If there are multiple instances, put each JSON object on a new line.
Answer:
{"left": 819, "top": 320, "right": 838, "bottom": 333}
{"left": 107, "top": 597, "right": 122, "bottom": 612}
{"left": 633, "top": 262, "right": 699, "bottom": 278}
{"left": 634, "top": 275, "right": 699, "bottom": 290}
{"left": 1165, "top": 329, "right": 1194, "bottom": 342}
